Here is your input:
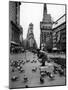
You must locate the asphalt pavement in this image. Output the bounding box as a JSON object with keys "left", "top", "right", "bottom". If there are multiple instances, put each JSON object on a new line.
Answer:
{"left": 9, "top": 51, "right": 66, "bottom": 89}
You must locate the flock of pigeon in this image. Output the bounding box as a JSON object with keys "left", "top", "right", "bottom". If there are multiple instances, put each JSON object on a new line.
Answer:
{"left": 10, "top": 52, "right": 65, "bottom": 88}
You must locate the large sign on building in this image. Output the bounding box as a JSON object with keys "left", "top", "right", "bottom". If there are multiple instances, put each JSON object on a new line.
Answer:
{"left": 40, "top": 22, "right": 52, "bottom": 30}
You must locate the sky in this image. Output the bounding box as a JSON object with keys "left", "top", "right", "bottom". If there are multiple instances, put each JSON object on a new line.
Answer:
{"left": 20, "top": 3, "right": 65, "bottom": 48}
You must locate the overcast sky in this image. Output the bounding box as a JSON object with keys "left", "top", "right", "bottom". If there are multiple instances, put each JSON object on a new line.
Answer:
{"left": 20, "top": 3, "right": 65, "bottom": 48}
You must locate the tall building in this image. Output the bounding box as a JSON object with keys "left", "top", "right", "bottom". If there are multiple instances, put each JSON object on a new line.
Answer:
{"left": 52, "top": 14, "right": 66, "bottom": 52}
{"left": 26, "top": 23, "right": 37, "bottom": 50}
{"left": 40, "top": 4, "right": 53, "bottom": 51}
{"left": 9, "top": 1, "right": 23, "bottom": 47}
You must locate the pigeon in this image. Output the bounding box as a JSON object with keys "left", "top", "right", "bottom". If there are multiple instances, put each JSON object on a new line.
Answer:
{"left": 11, "top": 76, "right": 18, "bottom": 81}
{"left": 17, "top": 66, "right": 22, "bottom": 71}
{"left": 11, "top": 68, "right": 15, "bottom": 72}
{"left": 40, "top": 76, "right": 44, "bottom": 83}
{"left": 25, "top": 85, "right": 28, "bottom": 88}
{"left": 48, "top": 72, "right": 55, "bottom": 80}
{"left": 32, "top": 67, "right": 37, "bottom": 72}
{"left": 19, "top": 68, "right": 25, "bottom": 73}
{"left": 40, "top": 72, "right": 45, "bottom": 77}
{"left": 24, "top": 76, "right": 28, "bottom": 82}
{"left": 58, "top": 69, "right": 64, "bottom": 76}
{"left": 31, "top": 61, "right": 33, "bottom": 63}
{"left": 34, "top": 60, "right": 37, "bottom": 63}
{"left": 17, "top": 66, "right": 21, "bottom": 70}
{"left": 22, "top": 61, "right": 25, "bottom": 65}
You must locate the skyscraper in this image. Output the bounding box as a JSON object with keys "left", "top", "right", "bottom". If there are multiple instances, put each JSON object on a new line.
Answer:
{"left": 40, "top": 3, "right": 53, "bottom": 51}
{"left": 26, "top": 23, "right": 37, "bottom": 50}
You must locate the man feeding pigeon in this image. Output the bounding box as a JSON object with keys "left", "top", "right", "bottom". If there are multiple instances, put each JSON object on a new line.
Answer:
{"left": 37, "top": 49, "right": 48, "bottom": 66}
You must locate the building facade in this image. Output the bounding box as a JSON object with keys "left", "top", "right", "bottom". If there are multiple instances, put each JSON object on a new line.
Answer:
{"left": 9, "top": 1, "right": 23, "bottom": 47}
{"left": 52, "top": 14, "right": 66, "bottom": 52}
{"left": 40, "top": 4, "right": 53, "bottom": 51}
{"left": 26, "top": 23, "right": 37, "bottom": 50}
{"left": 11, "top": 21, "right": 23, "bottom": 45}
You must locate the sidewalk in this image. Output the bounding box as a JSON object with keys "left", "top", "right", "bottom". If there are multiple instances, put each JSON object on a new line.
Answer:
{"left": 47, "top": 53, "right": 66, "bottom": 59}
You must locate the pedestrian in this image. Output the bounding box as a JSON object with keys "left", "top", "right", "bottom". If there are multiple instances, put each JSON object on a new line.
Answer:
{"left": 37, "top": 50, "right": 48, "bottom": 66}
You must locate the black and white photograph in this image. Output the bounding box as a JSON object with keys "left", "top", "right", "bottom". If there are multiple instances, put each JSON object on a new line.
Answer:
{"left": 9, "top": 1, "right": 66, "bottom": 89}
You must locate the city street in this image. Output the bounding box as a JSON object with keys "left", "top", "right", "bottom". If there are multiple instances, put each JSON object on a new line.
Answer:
{"left": 9, "top": 2, "right": 66, "bottom": 89}
{"left": 9, "top": 51, "right": 66, "bottom": 89}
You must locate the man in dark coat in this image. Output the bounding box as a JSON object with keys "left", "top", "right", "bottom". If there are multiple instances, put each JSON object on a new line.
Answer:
{"left": 37, "top": 49, "right": 48, "bottom": 66}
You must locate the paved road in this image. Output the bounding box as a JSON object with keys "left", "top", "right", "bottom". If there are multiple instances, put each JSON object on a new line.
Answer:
{"left": 9, "top": 51, "right": 66, "bottom": 89}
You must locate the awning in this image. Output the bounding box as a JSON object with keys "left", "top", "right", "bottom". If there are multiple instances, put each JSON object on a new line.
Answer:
{"left": 10, "top": 41, "right": 20, "bottom": 45}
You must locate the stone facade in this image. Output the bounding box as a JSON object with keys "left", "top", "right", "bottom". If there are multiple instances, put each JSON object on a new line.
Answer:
{"left": 52, "top": 14, "right": 66, "bottom": 52}
{"left": 40, "top": 3, "right": 53, "bottom": 51}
